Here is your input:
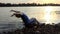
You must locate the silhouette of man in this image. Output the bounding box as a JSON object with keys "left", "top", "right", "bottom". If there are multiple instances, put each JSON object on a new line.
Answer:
{"left": 10, "top": 10, "right": 39, "bottom": 28}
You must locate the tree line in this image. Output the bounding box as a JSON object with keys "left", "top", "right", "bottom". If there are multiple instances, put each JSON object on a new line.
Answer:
{"left": 0, "top": 3, "right": 60, "bottom": 7}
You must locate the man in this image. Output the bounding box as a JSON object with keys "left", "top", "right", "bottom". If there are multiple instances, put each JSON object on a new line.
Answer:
{"left": 10, "top": 10, "right": 39, "bottom": 28}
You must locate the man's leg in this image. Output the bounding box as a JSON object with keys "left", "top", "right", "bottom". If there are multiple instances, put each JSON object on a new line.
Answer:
{"left": 24, "top": 18, "right": 40, "bottom": 28}
{"left": 27, "top": 18, "right": 40, "bottom": 28}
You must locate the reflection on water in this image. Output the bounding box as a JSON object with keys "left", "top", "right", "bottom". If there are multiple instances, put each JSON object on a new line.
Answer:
{"left": 43, "top": 6, "right": 58, "bottom": 24}
{"left": 0, "top": 6, "right": 60, "bottom": 30}
{"left": 44, "top": 6, "right": 53, "bottom": 24}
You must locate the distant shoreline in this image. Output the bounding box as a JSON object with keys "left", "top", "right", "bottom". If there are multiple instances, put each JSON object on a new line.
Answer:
{"left": 0, "top": 6, "right": 60, "bottom": 7}
{"left": 0, "top": 3, "right": 60, "bottom": 7}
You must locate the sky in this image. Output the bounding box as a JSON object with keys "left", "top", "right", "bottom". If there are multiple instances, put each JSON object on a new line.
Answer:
{"left": 0, "top": 0, "right": 60, "bottom": 4}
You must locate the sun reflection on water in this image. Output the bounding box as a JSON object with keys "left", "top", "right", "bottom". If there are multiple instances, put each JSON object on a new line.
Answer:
{"left": 44, "top": 6, "right": 57, "bottom": 24}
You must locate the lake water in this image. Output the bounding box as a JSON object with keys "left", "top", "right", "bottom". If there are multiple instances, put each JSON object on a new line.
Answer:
{"left": 0, "top": 6, "right": 60, "bottom": 30}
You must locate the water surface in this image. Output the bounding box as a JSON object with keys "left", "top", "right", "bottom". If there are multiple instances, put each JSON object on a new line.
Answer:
{"left": 0, "top": 6, "right": 60, "bottom": 30}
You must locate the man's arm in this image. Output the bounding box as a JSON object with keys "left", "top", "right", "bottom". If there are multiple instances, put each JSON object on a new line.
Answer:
{"left": 10, "top": 10, "right": 20, "bottom": 13}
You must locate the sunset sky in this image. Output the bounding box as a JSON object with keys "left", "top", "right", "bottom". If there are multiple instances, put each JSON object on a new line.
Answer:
{"left": 0, "top": 0, "right": 60, "bottom": 4}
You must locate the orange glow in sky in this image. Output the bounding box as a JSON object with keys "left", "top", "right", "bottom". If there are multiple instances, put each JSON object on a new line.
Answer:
{"left": 0, "top": 0, "right": 60, "bottom": 4}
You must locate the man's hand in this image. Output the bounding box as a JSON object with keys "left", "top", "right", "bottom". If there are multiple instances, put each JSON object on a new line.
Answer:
{"left": 11, "top": 14, "right": 14, "bottom": 17}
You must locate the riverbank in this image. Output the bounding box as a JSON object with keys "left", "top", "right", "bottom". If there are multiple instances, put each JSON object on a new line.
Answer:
{"left": 0, "top": 23, "right": 60, "bottom": 34}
